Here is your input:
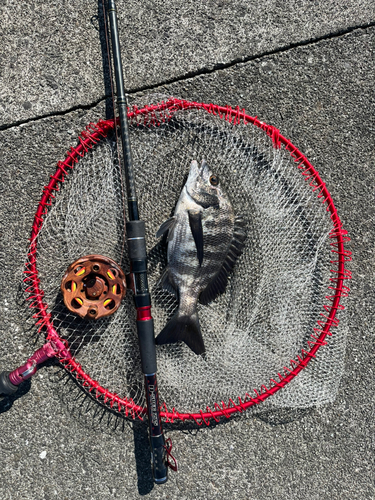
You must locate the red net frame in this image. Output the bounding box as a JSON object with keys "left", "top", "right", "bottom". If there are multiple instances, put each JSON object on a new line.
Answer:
{"left": 24, "top": 98, "right": 351, "bottom": 425}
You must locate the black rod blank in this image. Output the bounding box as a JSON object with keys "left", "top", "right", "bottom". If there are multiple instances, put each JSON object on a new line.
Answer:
{"left": 107, "top": 0, "right": 138, "bottom": 221}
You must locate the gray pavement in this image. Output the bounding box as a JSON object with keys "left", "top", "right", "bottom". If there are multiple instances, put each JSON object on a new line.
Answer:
{"left": 1, "top": 0, "right": 374, "bottom": 126}
{"left": 0, "top": 1, "right": 374, "bottom": 499}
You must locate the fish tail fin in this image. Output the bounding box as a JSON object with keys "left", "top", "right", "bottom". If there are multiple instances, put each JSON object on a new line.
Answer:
{"left": 156, "top": 309, "right": 205, "bottom": 355}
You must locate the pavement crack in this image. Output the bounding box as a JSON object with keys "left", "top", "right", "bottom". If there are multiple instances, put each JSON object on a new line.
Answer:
{"left": 1, "top": 21, "right": 373, "bottom": 131}
{"left": 0, "top": 97, "right": 110, "bottom": 132}
{"left": 137, "top": 22, "right": 375, "bottom": 90}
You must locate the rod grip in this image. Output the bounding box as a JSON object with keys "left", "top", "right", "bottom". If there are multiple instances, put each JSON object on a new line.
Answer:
{"left": 126, "top": 221, "right": 147, "bottom": 275}
{"left": 137, "top": 319, "right": 157, "bottom": 374}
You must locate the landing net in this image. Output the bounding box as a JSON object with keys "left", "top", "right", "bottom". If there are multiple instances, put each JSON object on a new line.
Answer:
{"left": 24, "top": 96, "right": 350, "bottom": 423}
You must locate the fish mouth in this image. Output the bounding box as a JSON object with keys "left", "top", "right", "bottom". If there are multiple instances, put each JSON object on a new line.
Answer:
{"left": 198, "top": 159, "right": 208, "bottom": 175}
{"left": 191, "top": 159, "right": 204, "bottom": 174}
{"left": 187, "top": 159, "right": 207, "bottom": 184}
{"left": 186, "top": 160, "right": 205, "bottom": 199}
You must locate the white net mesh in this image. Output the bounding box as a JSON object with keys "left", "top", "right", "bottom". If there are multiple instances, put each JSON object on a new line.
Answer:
{"left": 26, "top": 95, "right": 348, "bottom": 417}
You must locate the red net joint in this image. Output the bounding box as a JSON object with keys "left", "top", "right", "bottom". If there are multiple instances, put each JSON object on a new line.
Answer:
{"left": 8, "top": 342, "right": 58, "bottom": 385}
{"left": 137, "top": 306, "right": 152, "bottom": 321}
{"left": 50, "top": 338, "right": 72, "bottom": 360}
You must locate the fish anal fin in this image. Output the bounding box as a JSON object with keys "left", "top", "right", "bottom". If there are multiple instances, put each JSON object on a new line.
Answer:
{"left": 160, "top": 267, "right": 177, "bottom": 297}
{"left": 199, "top": 215, "right": 247, "bottom": 305}
{"left": 188, "top": 210, "right": 204, "bottom": 266}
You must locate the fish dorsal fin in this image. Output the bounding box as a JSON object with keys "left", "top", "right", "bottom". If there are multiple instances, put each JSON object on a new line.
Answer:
{"left": 188, "top": 210, "right": 204, "bottom": 266}
{"left": 156, "top": 217, "right": 176, "bottom": 240}
{"left": 199, "top": 215, "right": 246, "bottom": 305}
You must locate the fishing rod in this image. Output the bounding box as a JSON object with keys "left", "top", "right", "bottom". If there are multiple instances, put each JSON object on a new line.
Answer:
{"left": 106, "top": 0, "right": 169, "bottom": 484}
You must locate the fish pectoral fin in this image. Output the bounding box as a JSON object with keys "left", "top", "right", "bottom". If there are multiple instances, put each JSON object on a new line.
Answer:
{"left": 188, "top": 210, "right": 204, "bottom": 266}
{"left": 156, "top": 217, "right": 176, "bottom": 240}
{"left": 199, "top": 214, "right": 247, "bottom": 305}
{"left": 156, "top": 311, "right": 205, "bottom": 355}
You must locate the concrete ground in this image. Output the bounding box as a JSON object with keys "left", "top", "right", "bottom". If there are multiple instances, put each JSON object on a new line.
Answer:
{"left": 0, "top": 1, "right": 374, "bottom": 499}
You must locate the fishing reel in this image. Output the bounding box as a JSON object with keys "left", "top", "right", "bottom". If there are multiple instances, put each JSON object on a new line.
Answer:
{"left": 61, "top": 255, "right": 126, "bottom": 320}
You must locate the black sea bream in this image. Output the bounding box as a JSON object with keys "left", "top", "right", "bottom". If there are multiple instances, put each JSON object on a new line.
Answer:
{"left": 156, "top": 159, "right": 246, "bottom": 355}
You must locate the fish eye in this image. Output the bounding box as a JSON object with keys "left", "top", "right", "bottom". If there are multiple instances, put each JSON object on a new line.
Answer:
{"left": 209, "top": 175, "right": 219, "bottom": 186}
